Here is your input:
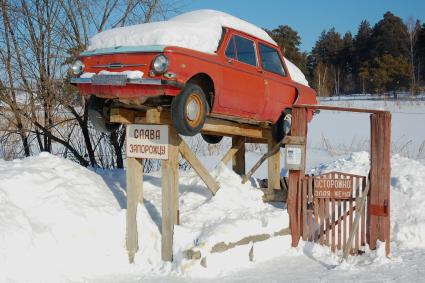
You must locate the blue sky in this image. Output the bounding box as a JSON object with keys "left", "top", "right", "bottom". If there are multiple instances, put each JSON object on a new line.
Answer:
{"left": 181, "top": 0, "right": 425, "bottom": 52}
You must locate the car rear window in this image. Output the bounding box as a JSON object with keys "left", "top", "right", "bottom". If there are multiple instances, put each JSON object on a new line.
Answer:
{"left": 234, "top": 35, "right": 257, "bottom": 66}
{"left": 259, "top": 43, "right": 286, "bottom": 76}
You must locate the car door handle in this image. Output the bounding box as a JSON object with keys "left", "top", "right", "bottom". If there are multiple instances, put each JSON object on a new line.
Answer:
{"left": 257, "top": 69, "right": 264, "bottom": 73}
{"left": 227, "top": 59, "right": 233, "bottom": 64}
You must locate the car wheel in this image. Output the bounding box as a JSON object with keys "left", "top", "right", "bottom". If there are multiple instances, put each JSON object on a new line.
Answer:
{"left": 87, "top": 96, "right": 120, "bottom": 133}
{"left": 171, "top": 84, "right": 207, "bottom": 136}
{"left": 201, "top": 133, "right": 223, "bottom": 144}
{"left": 272, "top": 109, "right": 292, "bottom": 142}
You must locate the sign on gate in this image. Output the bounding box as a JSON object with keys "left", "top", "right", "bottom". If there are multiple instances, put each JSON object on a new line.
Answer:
{"left": 126, "top": 124, "right": 169, "bottom": 159}
{"left": 314, "top": 177, "right": 353, "bottom": 199}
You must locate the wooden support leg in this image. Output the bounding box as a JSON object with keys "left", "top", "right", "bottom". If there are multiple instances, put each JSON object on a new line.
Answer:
{"left": 232, "top": 136, "right": 245, "bottom": 175}
{"left": 267, "top": 139, "right": 281, "bottom": 191}
{"left": 126, "top": 157, "right": 143, "bottom": 263}
{"left": 161, "top": 127, "right": 179, "bottom": 261}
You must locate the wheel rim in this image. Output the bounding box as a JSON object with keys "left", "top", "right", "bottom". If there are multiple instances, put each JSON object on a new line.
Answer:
{"left": 185, "top": 93, "right": 203, "bottom": 127}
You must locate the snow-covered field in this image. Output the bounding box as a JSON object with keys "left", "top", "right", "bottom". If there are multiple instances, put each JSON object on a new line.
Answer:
{"left": 1, "top": 98, "right": 425, "bottom": 282}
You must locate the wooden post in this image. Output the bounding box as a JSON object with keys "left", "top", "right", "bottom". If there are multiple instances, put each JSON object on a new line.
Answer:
{"left": 287, "top": 107, "right": 307, "bottom": 247}
{"left": 221, "top": 136, "right": 245, "bottom": 165}
{"left": 368, "top": 112, "right": 391, "bottom": 256}
{"left": 161, "top": 127, "right": 179, "bottom": 261}
{"left": 126, "top": 157, "right": 143, "bottom": 263}
{"left": 232, "top": 136, "right": 245, "bottom": 175}
{"left": 267, "top": 139, "right": 281, "bottom": 191}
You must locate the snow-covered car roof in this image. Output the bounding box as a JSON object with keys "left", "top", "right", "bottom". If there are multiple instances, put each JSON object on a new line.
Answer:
{"left": 88, "top": 9, "right": 276, "bottom": 54}
{"left": 88, "top": 9, "right": 309, "bottom": 86}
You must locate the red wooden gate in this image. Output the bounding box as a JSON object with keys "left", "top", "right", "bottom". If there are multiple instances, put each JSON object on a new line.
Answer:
{"left": 301, "top": 172, "right": 368, "bottom": 255}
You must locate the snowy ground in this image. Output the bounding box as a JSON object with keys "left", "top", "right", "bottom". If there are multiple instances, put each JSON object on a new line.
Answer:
{"left": 1, "top": 97, "right": 425, "bottom": 282}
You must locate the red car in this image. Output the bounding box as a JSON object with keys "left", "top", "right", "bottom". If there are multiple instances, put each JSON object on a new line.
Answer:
{"left": 70, "top": 10, "right": 317, "bottom": 143}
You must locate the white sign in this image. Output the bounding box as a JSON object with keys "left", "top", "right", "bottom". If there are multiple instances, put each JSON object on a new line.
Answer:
{"left": 126, "top": 124, "right": 169, "bottom": 159}
{"left": 286, "top": 147, "right": 302, "bottom": 165}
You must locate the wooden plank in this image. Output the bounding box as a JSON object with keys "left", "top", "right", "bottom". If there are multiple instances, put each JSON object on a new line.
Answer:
{"left": 161, "top": 127, "right": 179, "bottom": 261}
{"left": 325, "top": 198, "right": 330, "bottom": 246}
{"left": 308, "top": 176, "right": 313, "bottom": 241}
{"left": 338, "top": 200, "right": 342, "bottom": 250}
{"left": 232, "top": 136, "right": 246, "bottom": 175}
{"left": 126, "top": 157, "right": 143, "bottom": 263}
{"left": 221, "top": 136, "right": 245, "bottom": 165}
{"left": 302, "top": 179, "right": 307, "bottom": 241}
{"left": 313, "top": 191, "right": 319, "bottom": 242}
{"left": 355, "top": 178, "right": 360, "bottom": 255}
{"left": 343, "top": 175, "right": 371, "bottom": 260}
{"left": 288, "top": 107, "right": 308, "bottom": 247}
{"left": 343, "top": 200, "right": 347, "bottom": 252}
{"left": 268, "top": 139, "right": 281, "bottom": 191}
{"left": 349, "top": 185, "right": 354, "bottom": 255}
{"left": 361, "top": 178, "right": 366, "bottom": 247}
{"left": 331, "top": 198, "right": 336, "bottom": 252}
{"left": 320, "top": 198, "right": 325, "bottom": 245}
{"left": 177, "top": 136, "right": 220, "bottom": 195}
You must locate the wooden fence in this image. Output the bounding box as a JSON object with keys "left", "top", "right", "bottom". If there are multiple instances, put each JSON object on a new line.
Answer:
{"left": 301, "top": 172, "right": 368, "bottom": 255}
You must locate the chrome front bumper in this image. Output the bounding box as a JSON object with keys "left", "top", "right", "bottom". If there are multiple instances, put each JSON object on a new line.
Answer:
{"left": 70, "top": 76, "right": 162, "bottom": 85}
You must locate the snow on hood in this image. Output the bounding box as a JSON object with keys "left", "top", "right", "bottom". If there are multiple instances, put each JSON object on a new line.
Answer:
{"left": 284, "top": 58, "right": 309, "bottom": 86}
{"left": 88, "top": 9, "right": 276, "bottom": 53}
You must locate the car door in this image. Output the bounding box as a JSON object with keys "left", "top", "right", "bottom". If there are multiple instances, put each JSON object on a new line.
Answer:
{"left": 258, "top": 42, "right": 297, "bottom": 122}
{"left": 218, "top": 33, "right": 265, "bottom": 117}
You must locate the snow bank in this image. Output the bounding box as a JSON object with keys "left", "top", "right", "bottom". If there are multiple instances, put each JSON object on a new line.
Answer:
{"left": 89, "top": 9, "right": 276, "bottom": 54}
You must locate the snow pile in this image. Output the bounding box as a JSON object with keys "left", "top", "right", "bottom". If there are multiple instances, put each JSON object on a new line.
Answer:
{"left": 312, "top": 151, "right": 425, "bottom": 250}
{"left": 88, "top": 9, "right": 275, "bottom": 53}
{"left": 0, "top": 153, "right": 290, "bottom": 281}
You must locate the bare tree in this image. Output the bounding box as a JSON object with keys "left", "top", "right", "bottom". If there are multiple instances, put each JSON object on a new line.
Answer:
{"left": 405, "top": 16, "right": 421, "bottom": 96}
{"left": 0, "top": 0, "right": 181, "bottom": 166}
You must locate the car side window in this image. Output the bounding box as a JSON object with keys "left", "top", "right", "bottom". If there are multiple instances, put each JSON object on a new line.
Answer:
{"left": 225, "top": 36, "right": 236, "bottom": 59}
{"left": 234, "top": 35, "right": 257, "bottom": 66}
{"left": 259, "top": 43, "right": 286, "bottom": 76}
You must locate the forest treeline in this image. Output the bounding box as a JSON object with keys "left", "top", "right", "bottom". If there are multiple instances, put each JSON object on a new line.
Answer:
{"left": 267, "top": 12, "right": 425, "bottom": 96}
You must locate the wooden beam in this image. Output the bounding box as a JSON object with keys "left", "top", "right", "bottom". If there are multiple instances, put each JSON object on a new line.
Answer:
{"left": 115, "top": 107, "right": 272, "bottom": 139}
{"left": 294, "top": 104, "right": 390, "bottom": 115}
{"left": 126, "top": 157, "right": 143, "bottom": 263}
{"left": 287, "top": 108, "right": 308, "bottom": 247}
{"left": 221, "top": 136, "right": 245, "bottom": 165}
{"left": 161, "top": 127, "right": 179, "bottom": 261}
{"left": 178, "top": 136, "right": 220, "bottom": 195}
{"left": 267, "top": 139, "right": 281, "bottom": 191}
{"left": 232, "top": 136, "right": 246, "bottom": 175}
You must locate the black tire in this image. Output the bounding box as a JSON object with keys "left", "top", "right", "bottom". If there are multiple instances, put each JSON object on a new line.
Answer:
{"left": 272, "top": 109, "right": 292, "bottom": 142}
{"left": 201, "top": 133, "right": 223, "bottom": 144}
{"left": 87, "top": 96, "right": 120, "bottom": 133}
{"left": 171, "top": 84, "right": 207, "bottom": 136}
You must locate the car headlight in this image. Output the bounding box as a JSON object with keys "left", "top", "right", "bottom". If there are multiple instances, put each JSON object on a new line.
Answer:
{"left": 151, "top": 54, "right": 169, "bottom": 74}
{"left": 71, "top": 60, "right": 85, "bottom": 75}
